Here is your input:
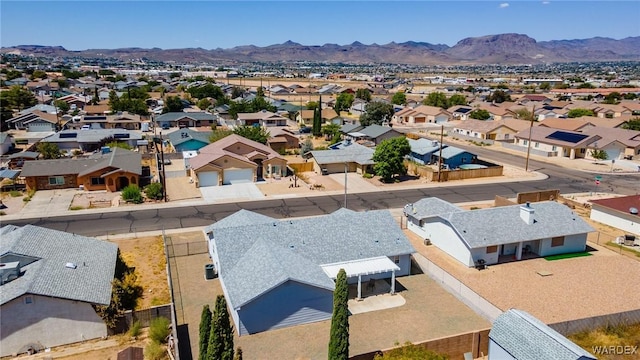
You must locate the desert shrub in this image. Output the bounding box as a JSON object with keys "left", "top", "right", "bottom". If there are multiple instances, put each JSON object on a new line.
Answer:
{"left": 149, "top": 317, "right": 171, "bottom": 344}
{"left": 144, "top": 341, "right": 167, "bottom": 360}
{"left": 145, "top": 182, "right": 163, "bottom": 200}
{"left": 69, "top": 206, "right": 85, "bottom": 210}
{"left": 128, "top": 320, "right": 142, "bottom": 338}
{"left": 9, "top": 190, "right": 22, "bottom": 197}
{"left": 121, "top": 185, "right": 143, "bottom": 204}
{"left": 362, "top": 172, "right": 373, "bottom": 179}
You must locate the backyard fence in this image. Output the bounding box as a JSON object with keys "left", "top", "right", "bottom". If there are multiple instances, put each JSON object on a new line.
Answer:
{"left": 123, "top": 304, "right": 173, "bottom": 328}
{"left": 550, "top": 309, "right": 640, "bottom": 336}
{"left": 288, "top": 162, "right": 314, "bottom": 173}
{"left": 166, "top": 241, "right": 208, "bottom": 257}
{"left": 350, "top": 328, "right": 491, "bottom": 360}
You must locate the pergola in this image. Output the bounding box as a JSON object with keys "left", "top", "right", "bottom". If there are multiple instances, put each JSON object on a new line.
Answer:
{"left": 321, "top": 256, "right": 400, "bottom": 300}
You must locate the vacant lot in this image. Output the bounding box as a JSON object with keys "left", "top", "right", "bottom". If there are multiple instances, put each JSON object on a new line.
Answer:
{"left": 169, "top": 232, "right": 489, "bottom": 360}
{"left": 109, "top": 235, "right": 171, "bottom": 309}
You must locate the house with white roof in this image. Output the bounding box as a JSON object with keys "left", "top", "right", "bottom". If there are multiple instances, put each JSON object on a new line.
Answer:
{"left": 204, "top": 208, "right": 415, "bottom": 336}
{"left": 404, "top": 198, "right": 594, "bottom": 267}
{"left": 489, "top": 309, "right": 596, "bottom": 360}
{"left": 0, "top": 225, "right": 117, "bottom": 357}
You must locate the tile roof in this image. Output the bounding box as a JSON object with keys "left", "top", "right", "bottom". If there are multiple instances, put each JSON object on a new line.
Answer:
{"left": 0, "top": 225, "right": 117, "bottom": 306}
{"left": 408, "top": 199, "right": 594, "bottom": 248}
{"left": 189, "top": 134, "right": 283, "bottom": 170}
{"left": 514, "top": 127, "right": 598, "bottom": 148}
{"left": 210, "top": 208, "right": 415, "bottom": 309}
{"left": 490, "top": 309, "right": 596, "bottom": 360}
{"left": 580, "top": 126, "right": 640, "bottom": 148}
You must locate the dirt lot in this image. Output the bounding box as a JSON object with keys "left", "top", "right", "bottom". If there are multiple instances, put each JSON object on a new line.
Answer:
{"left": 170, "top": 233, "right": 489, "bottom": 360}
{"left": 0, "top": 189, "right": 27, "bottom": 216}
{"left": 109, "top": 235, "right": 171, "bottom": 309}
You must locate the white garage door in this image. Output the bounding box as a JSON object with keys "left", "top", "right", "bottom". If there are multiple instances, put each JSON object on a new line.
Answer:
{"left": 604, "top": 147, "right": 621, "bottom": 160}
{"left": 198, "top": 171, "right": 218, "bottom": 187}
{"left": 223, "top": 169, "right": 253, "bottom": 184}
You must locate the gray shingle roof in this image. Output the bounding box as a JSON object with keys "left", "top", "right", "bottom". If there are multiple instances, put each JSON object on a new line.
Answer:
{"left": 155, "top": 112, "right": 216, "bottom": 122}
{"left": 167, "top": 128, "right": 212, "bottom": 146}
{"left": 0, "top": 225, "right": 117, "bottom": 306}
{"left": 490, "top": 309, "right": 596, "bottom": 360}
{"left": 211, "top": 208, "right": 415, "bottom": 309}
{"left": 408, "top": 138, "right": 441, "bottom": 155}
{"left": 310, "top": 141, "right": 374, "bottom": 165}
{"left": 438, "top": 146, "right": 469, "bottom": 159}
{"left": 20, "top": 148, "right": 141, "bottom": 177}
{"left": 8, "top": 151, "right": 39, "bottom": 160}
{"left": 358, "top": 124, "right": 396, "bottom": 139}
{"left": 340, "top": 123, "right": 363, "bottom": 133}
{"left": 407, "top": 198, "right": 594, "bottom": 248}
{"left": 43, "top": 129, "right": 143, "bottom": 144}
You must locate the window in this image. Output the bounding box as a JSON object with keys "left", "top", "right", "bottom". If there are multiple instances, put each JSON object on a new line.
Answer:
{"left": 580, "top": 148, "right": 586, "bottom": 154}
{"left": 504, "top": 134, "right": 510, "bottom": 140}
{"left": 91, "top": 177, "right": 105, "bottom": 185}
{"left": 552, "top": 146, "right": 557, "bottom": 151}
{"left": 551, "top": 236, "right": 565, "bottom": 247}
{"left": 48, "top": 176, "right": 64, "bottom": 185}
{"left": 391, "top": 255, "right": 400, "bottom": 264}
{"left": 24, "top": 296, "right": 33, "bottom": 304}
{"left": 486, "top": 245, "right": 498, "bottom": 253}
{"left": 523, "top": 140, "right": 528, "bottom": 146}
{"left": 534, "top": 142, "right": 540, "bottom": 148}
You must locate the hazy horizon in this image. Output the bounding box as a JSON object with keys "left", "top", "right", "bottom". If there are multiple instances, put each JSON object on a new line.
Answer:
{"left": 1, "top": 1, "right": 638, "bottom": 51}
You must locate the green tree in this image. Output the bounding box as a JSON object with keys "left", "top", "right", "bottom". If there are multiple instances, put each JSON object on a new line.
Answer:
{"left": 391, "top": 91, "right": 406, "bottom": 105}
{"left": 623, "top": 93, "right": 637, "bottom": 100}
{"left": 0, "top": 85, "right": 38, "bottom": 123}
{"left": 621, "top": 118, "right": 640, "bottom": 131}
{"left": 37, "top": 142, "right": 62, "bottom": 159}
{"left": 589, "top": 148, "right": 608, "bottom": 161}
{"left": 233, "top": 125, "right": 270, "bottom": 144}
{"left": 306, "top": 101, "right": 318, "bottom": 110}
{"left": 355, "top": 88, "right": 372, "bottom": 102}
{"left": 372, "top": 137, "right": 411, "bottom": 183}
{"left": 514, "top": 108, "right": 533, "bottom": 120}
{"left": 121, "top": 184, "right": 143, "bottom": 204}
{"left": 144, "top": 182, "right": 163, "bottom": 200}
{"left": 209, "top": 129, "right": 233, "bottom": 143}
{"left": 373, "top": 341, "right": 448, "bottom": 360}
{"left": 486, "top": 89, "right": 512, "bottom": 103}
{"left": 422, "top": 92, "right": 449, "bottom": 108}
{"left": 187, "top": 83, "right": 225, "bottom": 103}
{"left": 567, "top": 108, "right": 595, "bottom": 118}
{"left": 256, "top": 86, "right": 265, "bottom": 97}
{"left": 448, "top": 94, "right": 467, "bottom": 107}
{"left": 322, "top": 123, "right": 341, "bottom": 139}
{"left": 359, "top": 101, "right": 394, "bottom": 126}
{"left": 197, "top": 98, "right": 212, "bottom": 110}
{"left": 328, "top": 268, "right": 349, "bottom": 360}
{"left": 577, "top": 82, "right": 596, "bottom": 89}
{"left": 334, "top": 93, "right": 354, "bottom": 113}
{"left": 30, "top": 70, "right": 47, "bottom": 80}
{"left": 164, "top": 96, "right": 184, "bottom": 113}
{"left": 199, "top": 305, "right": 212, "bottom": 360}
{"left": 469, "top": 109, "right": 491, "bottom": 120}
{"left": 602, "top": 92, "right": 622, "bottom": 104}
{"left": 312, "top": 106, "right": 322, "bottom": 137}
{"left": 539, "top": 82, "right": 551, "bottom": 91}
{"left": 207, "top": 295, "right": 234, "bottom": 360}
{"left": 231, "top": 86, "right": 245, "bottom": 99}
{"left": 3, "top": 69, "right": 22, "bottom": 81}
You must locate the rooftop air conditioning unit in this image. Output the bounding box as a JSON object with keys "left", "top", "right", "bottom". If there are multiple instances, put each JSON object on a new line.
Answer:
{"left": 0, "top": 262, "right": 21, "bottom": 284}
{"left": 424, "top": 238, "right": 431, "bottom": 246}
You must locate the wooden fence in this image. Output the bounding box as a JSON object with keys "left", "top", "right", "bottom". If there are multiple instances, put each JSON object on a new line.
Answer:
{"left": 288, "top": 162, "right": 314, "bottom": 173}
{"left": 123, "top": 304, "right": 173, "bottom": 328}
{"left": 350, "top": 328, "right": 491, "bottom": 360}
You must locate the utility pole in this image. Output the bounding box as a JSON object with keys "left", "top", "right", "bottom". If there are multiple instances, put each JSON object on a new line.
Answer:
{"left": 437, "top": 124, "right": 444, "bottom": 182}
{"left": 524, "top": 105, "right": 536, "bottom": 172}
{"left": 344, "top": 162, "right": 348, "bottom": 208}
{"left": 154, "top": 132, "right": 168, "bottom": 202}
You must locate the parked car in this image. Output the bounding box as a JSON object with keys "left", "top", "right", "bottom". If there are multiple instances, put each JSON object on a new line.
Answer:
{"left": 161, "top": 124, "right": 170, "bottom": 130}
{"left": 300, "top": 127, "right": 312, "bottom": 134}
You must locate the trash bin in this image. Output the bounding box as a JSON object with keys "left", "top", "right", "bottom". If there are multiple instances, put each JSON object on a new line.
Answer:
{"left": 204, "top": 264, "right": 216, "bottom": 280}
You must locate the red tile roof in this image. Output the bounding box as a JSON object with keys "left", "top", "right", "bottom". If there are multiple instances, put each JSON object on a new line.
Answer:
{"left": 591, "top": 195, "right": 640, "bottom": 215}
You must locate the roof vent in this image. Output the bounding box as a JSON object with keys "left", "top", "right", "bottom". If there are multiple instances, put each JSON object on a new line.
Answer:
{"left": 0, "top": 262, "right": 21, "bottom": 284}
{"left": 65, "top": 262, "right": 77, "bottom": 269}
{"left": 630, "top": 207, "right": 638, "bottom": 215}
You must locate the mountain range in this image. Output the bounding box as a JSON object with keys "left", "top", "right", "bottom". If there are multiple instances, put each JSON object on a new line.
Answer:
{"left": 2, "top": 34, "right": 639, "bottom": 65}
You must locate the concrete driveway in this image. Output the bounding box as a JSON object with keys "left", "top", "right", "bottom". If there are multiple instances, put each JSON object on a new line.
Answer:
{"left": 329, "top": 172, "right": 379, "bottom": 193}
{"left": 20, "top": 189, "right": 78, "bottom": 217}
{"left": 199, "top": 182, "right": 264, "bottom": 203}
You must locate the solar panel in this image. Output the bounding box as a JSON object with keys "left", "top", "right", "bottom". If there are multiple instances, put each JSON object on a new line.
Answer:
{"left": 113, "top": 133, "right": 130, "bottom": 139}
{"left": 545, "top": 131, "right": 588, "bottom": 144}
{"left": 59, "top": 132, "right": 78, "bottom": 138}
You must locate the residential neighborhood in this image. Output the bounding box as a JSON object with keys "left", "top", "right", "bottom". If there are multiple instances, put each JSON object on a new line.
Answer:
{"left": 2, "top": 34, "right": 640, "bottom": 360}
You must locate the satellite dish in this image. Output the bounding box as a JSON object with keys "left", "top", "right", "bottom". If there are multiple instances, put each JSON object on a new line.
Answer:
{"left": 630, "top": 207, "right": 638, "bottom": 215}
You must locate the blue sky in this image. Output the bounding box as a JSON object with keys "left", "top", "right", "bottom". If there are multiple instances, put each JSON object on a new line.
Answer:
{"left": 1, "top": 1, "right": 638, "bottom": 50}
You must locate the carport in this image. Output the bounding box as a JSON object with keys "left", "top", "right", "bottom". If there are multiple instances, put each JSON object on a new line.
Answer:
{"left": 322, "top": 256, "right": 400, "bottom": 300}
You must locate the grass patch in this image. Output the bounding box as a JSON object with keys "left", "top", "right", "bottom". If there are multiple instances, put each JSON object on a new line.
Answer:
{"left": 569, "top": 322, "right": 640, "bottom": 360}
{"left": 69, "top": 205, "right": 85, "bottom": 210}
{"left": 9, "top": 190, "right": 22, "bottom": 197}
{"left": 544, "top": 252, "right": 592, "bottom": 261}
{"left": 606, "top": 241, "right": 640, "bottom": 258}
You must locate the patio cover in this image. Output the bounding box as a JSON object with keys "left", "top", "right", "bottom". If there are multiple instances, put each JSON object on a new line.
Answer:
{"left": 321, "top": 256, "right": 400, "bottom": 299}
{"left": 0, "top": 169, "right": 21, "bottom": 180}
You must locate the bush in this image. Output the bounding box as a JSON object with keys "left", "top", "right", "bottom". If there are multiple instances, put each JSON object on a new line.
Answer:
{"left": 362, "top": 172, "right": 373, "bottom": 179}
{"left": 149, "top": 317, "right": 171, "bottom": 344}
{"left": 144, "top": 341, "right": 167, "bottom": 360}
{"left": 9, "top": 190, "right": 21, "bottom": 197}
{"left": 145, "top": 182, "right": 163, "bottom": 200}
{"left": 128, "top": 320, "right": 142, "bottom": 338}
{"left": 121, "top": 185, "right": 143, "bottom": 204}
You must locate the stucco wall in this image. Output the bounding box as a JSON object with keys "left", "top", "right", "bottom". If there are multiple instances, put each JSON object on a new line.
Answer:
{"left": 408, "top": 218, "right": 474, "bottom": 267}
{"left": 590, "top": 208, "right": 640, "bottom": 236}
{"left": 539, "top": 233, "right": 587, "bottom": 257}
{"left": 0, "top": 295, "right": 107, "bottom": 357}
